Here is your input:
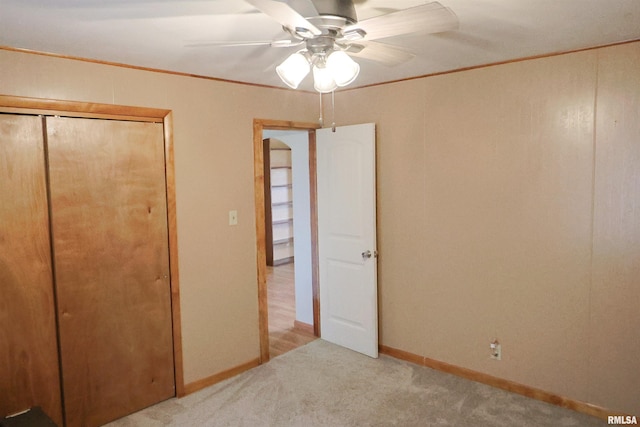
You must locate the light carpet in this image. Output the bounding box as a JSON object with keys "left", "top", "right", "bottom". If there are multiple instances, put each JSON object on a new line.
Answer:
{"left": 106, "top": 340, "right": 604, "bottom": 426}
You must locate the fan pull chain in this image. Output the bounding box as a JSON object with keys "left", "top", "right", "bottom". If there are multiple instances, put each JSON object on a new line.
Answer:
{"left": 318, "top": 92, "right": 324, "bottom": 127}
{"left": 331, "top": 90, "right": 336, "bottom": 132}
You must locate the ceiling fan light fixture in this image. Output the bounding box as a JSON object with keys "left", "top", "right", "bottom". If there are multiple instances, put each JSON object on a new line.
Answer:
{"left": 312, "top": 65, "right": 338, "bottom": 93}
{"left": 276, "top": 52, "right": 310, "bottom": 89}
{"left": 326, "top": 50, "right": 360, "bottom": 87}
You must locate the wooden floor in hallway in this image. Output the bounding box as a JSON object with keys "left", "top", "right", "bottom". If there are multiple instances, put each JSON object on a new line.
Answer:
{"left": 267, "top": 262, "right": 317, "bottom": 358}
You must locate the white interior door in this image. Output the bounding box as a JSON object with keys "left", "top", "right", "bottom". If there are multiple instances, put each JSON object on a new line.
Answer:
{"left": 317, "top": 123, "right": 378, "bottom": 358}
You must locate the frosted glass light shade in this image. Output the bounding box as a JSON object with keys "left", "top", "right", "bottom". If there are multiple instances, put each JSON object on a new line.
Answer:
{"left": 326, "top": 51, "right": 360, "bottom": 87}
{"left": 276, "top": 52, "right": 310, "bottom": 89}
{"left": 313, "top": 65, "right": 338, "bottom": 93}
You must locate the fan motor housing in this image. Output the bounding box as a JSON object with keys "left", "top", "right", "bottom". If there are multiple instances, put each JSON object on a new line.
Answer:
{"left": 312, "top": 0, "right": 358, "bottom": 24}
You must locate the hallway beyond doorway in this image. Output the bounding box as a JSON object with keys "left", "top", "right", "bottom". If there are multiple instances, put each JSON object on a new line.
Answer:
{"left": 267, "top": 263, "right": 316, "bottom": 358}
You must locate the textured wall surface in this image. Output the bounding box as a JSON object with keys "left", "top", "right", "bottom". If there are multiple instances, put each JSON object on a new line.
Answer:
{"left": 0, "top": 49, "right": 317, "bottom": 385}
{"left": 2, "top": 41, "right": 638, "bottom": 415}
{"left": 335, "top": 42, "right": 639, "bottom": 415}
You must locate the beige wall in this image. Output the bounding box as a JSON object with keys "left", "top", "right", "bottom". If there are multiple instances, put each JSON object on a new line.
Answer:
{"left": 336, "top": 42, "right": 639, "bottom": 415}
{"left": 2, "top": 41, "right": 638, "bottom": 416}
{"left": 0, "top": 49, "right": 317, "bottom": 385}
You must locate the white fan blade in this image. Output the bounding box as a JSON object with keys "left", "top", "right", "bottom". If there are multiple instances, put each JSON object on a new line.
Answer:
{"left": 246, "top": 0, "right": 321, "bottom": 36}
{"left": 348, "top": 2, "right": 458, "bottom": 41}
{"left": 345, "top": 41, "right": 415, "bottom": 67}
{"left": 185, "top": 39, "right": 303, "bottom": 48}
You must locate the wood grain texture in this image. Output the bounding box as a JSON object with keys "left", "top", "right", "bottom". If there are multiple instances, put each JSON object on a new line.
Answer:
{"left": 0, "top": 114, "right": 63, "bottom": 426}
{"left": 379, "top": 345, "right": 612, "bottom": 420}
{"left": 308, "top": 131, "right": 321, "bottom": 337}
{"left": 0, "top": 95, "right": 168, "bottom": 122}
{"left": 163, "top": 112, "right": 185, "bottom": 398}
{"left": 254, "top": 119, "right": 319, "bottom": 131}
{"left": 183, "top": 358, "right": 261, "bottom": 396}
{"left": 46, "top": 117, "right": 175, "bottom": 427}
{"left": 263, "top": 139, "right": 274, "bottom": 266}
{"left": 293, "top": 321, "right": 314, "bottom": 335}
{"left": 1, "top": 96, "right": 184, "bottom": 401}
{"left": 253, "top": 120, "right": 270, "bottom": 364}
{"left": 267, "top": 264, "right": 316, "bottom": 358}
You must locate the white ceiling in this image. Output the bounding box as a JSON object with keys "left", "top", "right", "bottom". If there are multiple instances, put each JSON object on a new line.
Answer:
{"left": 1, "top": 0, "right": 639, "bottom": 92}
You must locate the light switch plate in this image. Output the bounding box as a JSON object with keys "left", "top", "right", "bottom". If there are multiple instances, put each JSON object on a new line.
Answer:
{"left": 229, "top": 210, "right": 238, "bottom": 226}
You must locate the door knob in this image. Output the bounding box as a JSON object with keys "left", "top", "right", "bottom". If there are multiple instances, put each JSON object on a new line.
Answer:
{"left": 362, "top": 250, "right": 372, "bottom": 259}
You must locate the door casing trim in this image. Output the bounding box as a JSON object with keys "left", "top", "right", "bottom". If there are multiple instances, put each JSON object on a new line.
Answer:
{"left": 252, "top": 119, "right": 320, "bottom": 363}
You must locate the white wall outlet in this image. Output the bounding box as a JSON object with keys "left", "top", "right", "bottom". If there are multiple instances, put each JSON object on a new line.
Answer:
{"left": 229, "top": 210, "right": 238, "bottom": 226}
{"left": 490, "top": 340, "right": 502, "bottom": 360}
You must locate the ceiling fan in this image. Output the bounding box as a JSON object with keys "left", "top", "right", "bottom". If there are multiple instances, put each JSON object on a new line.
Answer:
{"left": 189, "top": 0, "right": 458, "bottom": 92}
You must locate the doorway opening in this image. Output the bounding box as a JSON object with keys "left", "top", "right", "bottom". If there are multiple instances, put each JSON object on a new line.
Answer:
{"left": 253, "top": 119, "right": 321, "bottom": 363}
{"left": 263, "top": 135, "right": 314, "bottom": 358}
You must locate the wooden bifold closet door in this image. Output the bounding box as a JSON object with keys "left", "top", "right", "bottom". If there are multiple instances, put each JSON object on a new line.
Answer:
{"left": 0, "top": 114, "right": 63, "bottom": 426}
{"left": 1, "top": 113, "right": 175, "bottom": 427}
{"left": 46, "top": 117, "right": 175, "bottom": 427}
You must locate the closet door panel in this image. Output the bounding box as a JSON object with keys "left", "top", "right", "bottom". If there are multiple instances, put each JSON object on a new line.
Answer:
{"left": 0, "top": 114, "right": 63, "bottom": 425}
{"left": 46, "top": 117, "right": 174, "bottom": 427}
